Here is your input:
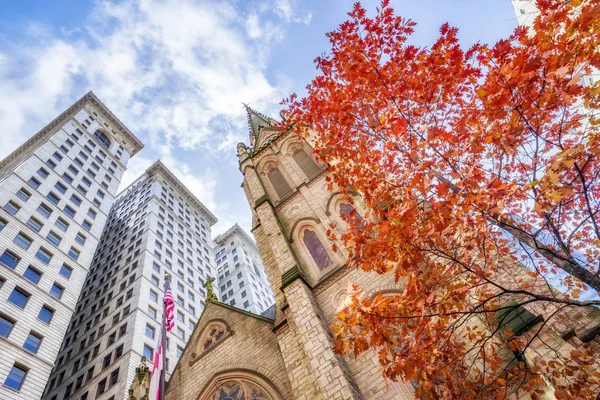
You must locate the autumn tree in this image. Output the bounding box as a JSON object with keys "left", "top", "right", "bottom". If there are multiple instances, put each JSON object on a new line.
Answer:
{"left": 283, "top": 0, "right": 600, "bottom": 398}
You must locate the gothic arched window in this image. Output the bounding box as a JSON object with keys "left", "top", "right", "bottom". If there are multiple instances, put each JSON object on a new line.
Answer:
{"left": 201, "top": 372, "right": 284, "bottom": 400}
{"left": 267, "top": 167, "right": 293, "bottom": 200}
{"left": 302, "top": 229, "right": 333, "bottom": 270}
{"left": 93, "top": 130, "right": 111, "bottom": 149}
{"left": 292, "top": 148, "right": 321, "bottom": 180}
{"left": 339, "top": 203, "right": 365, "bottom": 230}
{"left": 209, "top": 380, "right": 272, "bottom": 400}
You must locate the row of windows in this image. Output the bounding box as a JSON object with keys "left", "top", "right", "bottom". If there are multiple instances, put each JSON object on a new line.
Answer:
{"left": 9, "top": 228, "right": 82, "bottom": 258}
{"left": 0, "top": 277, "right": 55, "bottom": 321}
{"left": 14, "top": 170, "right": 97, "bottom": 233}
{"left": 80, "top": 228, "right": 144, "bottom": 307}
{"left": 159, "top": 182, "right": 209, "bottom": 234}
{"left": 21, "top": 165, "right": 100, "bottom": 218}
{"left": 69, "top": 268, "right": 136, "bottom": 336}
{"left": 46, "top": 130, "right": 118, "bottom": 196}
{"left": 1, "top": 315, "right": 45, "bottom": 353}
{"left": 46, "top": 318, "right": 128, "bottom": 398}
{"left": 71, "top": 123, "right": 122, "bottom": 173}
{"left": 148, "top": 287, "right": 199, "bottom": 343}
{"left": 2, "top": 279, "right": 63, "bottom": 309}
{"left": 156, "top": 205, "right": 211, "bottom": 259}
{"left": 0, "top": 247, "right": 71, "bottom": 299}
{"left": 149, "top": 273, "right": 201, "bottom": 317}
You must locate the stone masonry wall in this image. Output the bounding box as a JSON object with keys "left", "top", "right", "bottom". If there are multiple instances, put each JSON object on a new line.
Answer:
{"left": 281, "top": 279, "right": 362, "bottom": 400}
{"left": 165, "top": 301, "right": 293, "bottom": 400}
{"left": 314, "top": 267, "right": 415, "bottom": 399}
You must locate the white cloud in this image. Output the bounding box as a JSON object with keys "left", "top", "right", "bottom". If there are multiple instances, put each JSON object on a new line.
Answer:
{"left": 0, "top": 39, "right": 83, "bottom": 156}
{"left": 274, "top": 0, "right": 313, "bottom": 25}
{"left": 118, "top": 155, "right": 155, "bottom": 192}
{"left": 0, "top": 0, "right": 310, "bottom": 235}
{"left": 246, "top": 13, "right": 263, "bottom": 39}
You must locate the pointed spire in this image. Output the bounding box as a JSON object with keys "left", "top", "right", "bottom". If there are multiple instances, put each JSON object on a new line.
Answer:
{"left": 243, "top": 103, "right": 277, "bottom": 139}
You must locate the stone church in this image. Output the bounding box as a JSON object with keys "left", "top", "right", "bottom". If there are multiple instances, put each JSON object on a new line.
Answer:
{"left": 164, "top": 107, "right": 416, "bottom": 399}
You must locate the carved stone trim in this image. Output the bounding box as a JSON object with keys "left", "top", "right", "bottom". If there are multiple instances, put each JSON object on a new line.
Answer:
{"left": 189, "top": 320, "right": 234, "bottom": 367}
{"left": 281, "top": 265, "right": 310, "bottom": 289}
{"left": 196, "top": 367, "right": 290, "bottom": 400}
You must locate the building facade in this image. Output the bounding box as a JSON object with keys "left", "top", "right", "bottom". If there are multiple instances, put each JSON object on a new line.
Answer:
{"left": 166, "top": 107, "right": 416, "bottom": 399}
{"left": 42, "top": 161, "right": 218, "bottom": 400}
{"left": 214, "top": 224, "right": 275, "bottom": 315}
{"left": 0, "top": 91, "right": 143, "bottom": 400}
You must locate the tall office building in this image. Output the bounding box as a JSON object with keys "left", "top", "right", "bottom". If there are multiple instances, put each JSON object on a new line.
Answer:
{"left": 0, "top": 91, "right": 143, "bottom": 399}
{"left": 214, "top": 224, "right": 275, "bottom": 314}
{"left": 42, "top": 160, "right": 218, "bottom": 400}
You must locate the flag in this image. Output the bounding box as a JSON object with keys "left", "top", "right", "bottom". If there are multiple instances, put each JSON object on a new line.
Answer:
{"left": 164, "top": 279, "right": 175, "bottom": 332}
{"left": 148, "top": 276, "right": 176, "bottom": 400}
{"left": 148, "top": 331, "right": 165, "bottom": 400}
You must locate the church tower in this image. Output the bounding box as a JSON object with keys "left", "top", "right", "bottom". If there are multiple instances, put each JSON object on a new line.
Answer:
{"left": 237, "top": 106, "right": 414, "bottom": 399}
{"left": 167, "top": 105, "right": 599, "bottom": 399}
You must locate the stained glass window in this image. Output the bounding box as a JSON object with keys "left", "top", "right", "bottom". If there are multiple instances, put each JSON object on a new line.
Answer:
{"left": 302, "top": 229, "right": 333, "bottom": 270}
{"left": 292, "top": 149, "right": 321, "bottom": 180}
{"left": 339, "top": 203, "right": 365, "bottom": 230}
{"left": 209, "top": 380, "right": 273, "bottom": 400}
{"left": 267, "top": 168, "right": 292, "bottom": 200}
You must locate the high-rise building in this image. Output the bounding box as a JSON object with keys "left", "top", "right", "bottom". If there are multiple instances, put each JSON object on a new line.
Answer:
{"left": 214, "top": 224, "right": 275, "bottom": 314}
{"left": 0, "top": 91, "right": 143, "bottom": 399}
{"left": 42, "top": 160, "right": 218, "bottom": 400}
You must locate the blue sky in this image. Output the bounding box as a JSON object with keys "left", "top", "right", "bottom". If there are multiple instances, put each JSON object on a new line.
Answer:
{"left": 0, "top": 0, "right": 518, "bottom": 236}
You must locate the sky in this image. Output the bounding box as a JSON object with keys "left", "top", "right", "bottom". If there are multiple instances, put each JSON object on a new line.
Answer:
{"left": 0, "top": 0, "right": 518, "bottom": 237}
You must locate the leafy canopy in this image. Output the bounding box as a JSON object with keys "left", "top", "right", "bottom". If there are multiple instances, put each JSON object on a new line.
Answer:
{"left": 283, "top": 0, "right": 600, "bottom": 398}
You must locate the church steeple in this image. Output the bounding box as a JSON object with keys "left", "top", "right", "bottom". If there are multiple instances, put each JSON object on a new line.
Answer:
{"left": 244, "top": 104, "right": 277, "bottom": 146}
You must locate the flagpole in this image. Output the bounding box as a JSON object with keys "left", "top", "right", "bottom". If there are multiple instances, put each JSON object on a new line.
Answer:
{"left": 161, "top": 273, "right": 170, "bottom": 400}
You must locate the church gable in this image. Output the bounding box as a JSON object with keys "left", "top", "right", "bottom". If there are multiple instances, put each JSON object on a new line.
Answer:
{"left": 165, "top": 301, "right": 293, "bottom": 399}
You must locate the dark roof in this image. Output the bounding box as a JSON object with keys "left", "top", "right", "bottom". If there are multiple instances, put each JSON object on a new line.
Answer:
{"left": 260, "top": 304, "right": 276, "bottom": 320}
{"left": 244, "top": 104, "right": 276, "bottom": 139}
{"left": 206, "top": 300, "right": 275, "bottom": 323}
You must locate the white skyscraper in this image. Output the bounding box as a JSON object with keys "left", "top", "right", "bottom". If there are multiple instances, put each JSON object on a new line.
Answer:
{"left": 214, "top": 224, "right": 275, "bottom": 315}
{"left": 42, "top": 161, "right": 218, "bottom": 400}
{"left": 0, "top": 91, "right": 143, "bottom": 399}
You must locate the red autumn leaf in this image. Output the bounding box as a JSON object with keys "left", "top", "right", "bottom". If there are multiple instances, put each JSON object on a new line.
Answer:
{"left": 283, "top": 0, "right": 600, "bottom": 398}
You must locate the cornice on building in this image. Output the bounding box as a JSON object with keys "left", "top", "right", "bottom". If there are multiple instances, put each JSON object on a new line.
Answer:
{"left": 214, "top": 223, "right": 257, "bottom": 250}
{"left": 145, "top": 160, "right": 218, "bottom": 226}
{"left": 87, "top": 91, "right": 144, "bottom": 154}
{"left": 0, "top": 91, "right": 144, "bottom": 178}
